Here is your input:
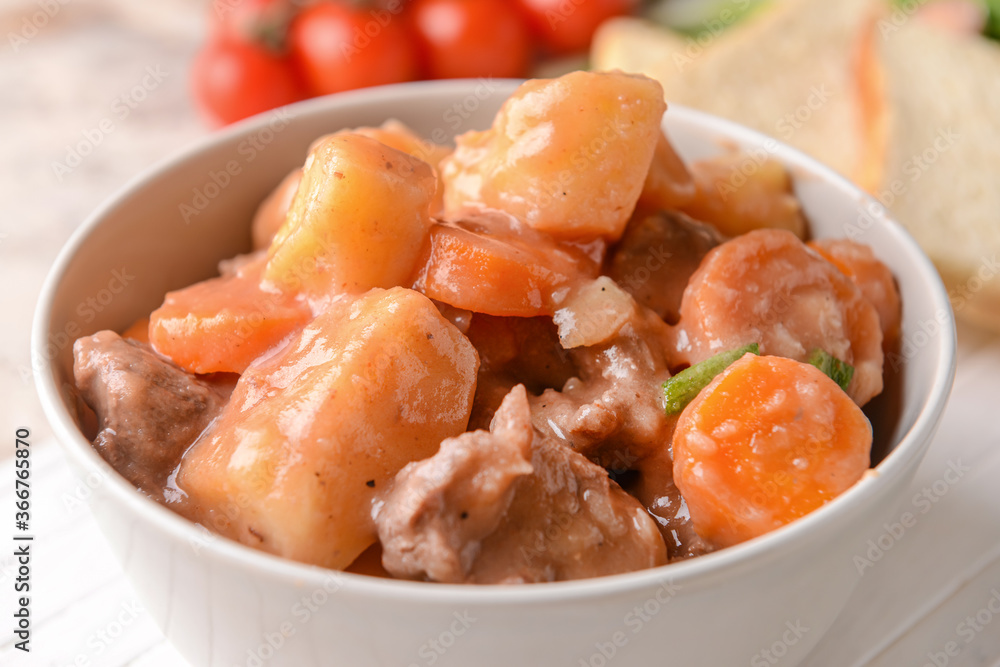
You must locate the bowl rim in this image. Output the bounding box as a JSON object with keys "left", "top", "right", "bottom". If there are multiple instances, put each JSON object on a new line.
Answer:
{"left": 33, "top": 78, "right": 957, "bottom": 605}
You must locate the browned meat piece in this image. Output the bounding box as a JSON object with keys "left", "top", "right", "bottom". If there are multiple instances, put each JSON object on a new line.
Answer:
{"left": 629, "top": 447, "right": 711, "bottom": 561}
{"left": 606, "top": 210, "right": 725, "bottom": 325}
{"left": 467, "top": 372, "right": 518, "bottom": 433}
{"left": 529, "top": 299, "right": 709, "bottom": 560}
{"left": 376, "top": 386, "right": 667, "bottom": 583}
{"left": 465, "top": 315, "right": 577, "bottom": 430}
{"left": 467, "top": 315, "right": 577, "bottom": 392}
{"left": 530, "top": 304, "right": 674, "bottom": 469}
{"left": 376, "top": 385, "right": 534, "bottom": 583}
{"left": 73, "top": 330, "right": 229, "bottom": 501}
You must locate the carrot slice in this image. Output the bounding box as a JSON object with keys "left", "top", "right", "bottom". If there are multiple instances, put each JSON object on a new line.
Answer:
{"left": 672, "top": 353, "right": 871, "bottom": 549}
{"left": 121, "top": 317, "right": 150, "bottom": 344}
{"left": 808, "top": 238, "right": 901, "bottom": 352}
{"left": 413, "top": 211, "right": 601, "bottom": 317}
{"left": 149, "top": 253, "right": 312, "bottom": 375}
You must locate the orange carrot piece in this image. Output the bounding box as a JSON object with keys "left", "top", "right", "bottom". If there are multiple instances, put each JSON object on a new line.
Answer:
{"left": 809, "top": 238, "right": 901, "bottom": 351}
{"left": 121, "top": 317, "right": 150, "bottom": 344}
{"left": 149, "top": 254, "right": 312, "bottom": 375}
{"left": 413, "top": 213, "right": 600, "bottom": 317}
{"left": 672, "top": 353, "right": 871, "bottom": 549}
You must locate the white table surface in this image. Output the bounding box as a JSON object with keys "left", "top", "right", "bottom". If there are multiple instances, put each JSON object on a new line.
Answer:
{"left": 2, "top": 2, "right": 999, "bottom": 666}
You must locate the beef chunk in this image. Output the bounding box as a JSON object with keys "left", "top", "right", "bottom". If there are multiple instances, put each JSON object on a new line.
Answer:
{"left": 606, "top": 210, "right": 724, "bottom": 325}
{"left": 529, "top": 299, "right": 710, "bottom": 560}
{"left": 465, "top": 315, "right": 577, "bottom": 431}
{"left": 530, "top": 305, "right": 674, "bottom": 468}
{"left": 73, "top": 330, "right": 228, "bottom": 501}
{"left": 376, "top": 386, "right": 666, "bottom": 583}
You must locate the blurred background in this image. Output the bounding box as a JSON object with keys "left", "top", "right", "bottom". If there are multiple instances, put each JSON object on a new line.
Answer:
{"left": 1, "top": 0, "right": 205, "bottom": 446}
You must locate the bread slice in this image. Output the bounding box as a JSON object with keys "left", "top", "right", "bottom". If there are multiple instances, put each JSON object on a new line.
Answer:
{"left": 593, "top": 5, "right": 1000, "bottom": 330}
{"left": 591, "top": 16, "right": 691, "bottom": 77}
{"left": 592, "top": 0, "right": 884, "bottom": 189}
{"left": 877, "top": 22, "right": 1000, "bottom": 329}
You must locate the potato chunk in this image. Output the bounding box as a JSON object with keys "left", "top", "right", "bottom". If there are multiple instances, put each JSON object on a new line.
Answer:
{"left": 252, "top": 168, "right": 302, "bottom": 251}
{"left": 265, "top": 134, "right": 436, "bottom": 296}
{"left": 680, "top": 152, "right": 807, "bottom": 239}
{"left": 349, "top": 119, "right": 451, "bottom": 169}
{"left": 441, "top": 70, "right": 666, "bottom": 240}
{"left": 177, "top": 287, "right": 480, "bottom": 570}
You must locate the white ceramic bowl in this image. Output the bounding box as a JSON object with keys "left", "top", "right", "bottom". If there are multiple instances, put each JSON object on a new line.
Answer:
{"left": 34, "top": 80, "right": 956, "bottom": 667}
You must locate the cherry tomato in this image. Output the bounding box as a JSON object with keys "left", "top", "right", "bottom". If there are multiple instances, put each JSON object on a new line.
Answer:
{"left": 288, "top": 2, "right": 417, "bottom": 96}
{"left": 209, "top": 0, "right": 292, "bottom": 48}
{"left": 514, "top": 0, "right": 638, "bottom": 55}
{"left": 191, "top": 39, "right": 303, "bottom": 126}
{"left": 410, "top": 0, "right": 531, "bottom": 79}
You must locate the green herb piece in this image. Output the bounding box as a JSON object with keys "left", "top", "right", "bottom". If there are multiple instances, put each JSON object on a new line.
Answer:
{"left": 807, "top": 348, "right": 855, "bottom": 392}
{"left": 662, "top": 343, "right": 759, "bottom": 415}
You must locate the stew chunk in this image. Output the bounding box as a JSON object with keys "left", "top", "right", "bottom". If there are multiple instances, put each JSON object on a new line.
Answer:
{"left": 73, "top": 331, "right": 229, "bottom": 501}
{"left": 377, "top": 386, "right": 667, "bottom": 583}
{"left": 441, "top": 70, "right": 666, "bottom": 240}
{"left": 149, "top": 252, "right": 312, "bottom": 375}
{"left": 673, "top": 354, "right": 871, "bottom": 549}
{"left": 177, "top": 287, "right": 479, "bottom": 570}
{"left": 673, "top": 229, "right": 884, "bottom": 406}
{"left": 265, "top": 134, "right": 436, "bottom": 296}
